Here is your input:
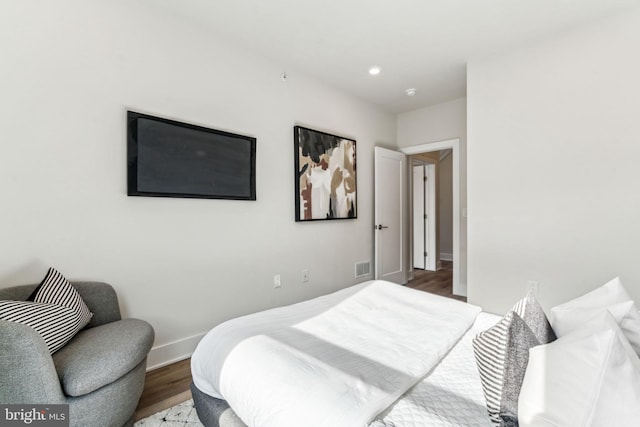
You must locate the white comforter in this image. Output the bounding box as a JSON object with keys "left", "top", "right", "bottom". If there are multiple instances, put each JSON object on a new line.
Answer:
{"left": 192, "top": 280, "right": 481, "bottom": 427}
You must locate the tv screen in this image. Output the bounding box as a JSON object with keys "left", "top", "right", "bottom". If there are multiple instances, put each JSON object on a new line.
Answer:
{"left": 127, "top": 111, "right": 256, "bottom": 200}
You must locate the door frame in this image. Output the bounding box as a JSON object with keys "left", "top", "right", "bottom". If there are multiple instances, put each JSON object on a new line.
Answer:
{"left": 401, "top": 138, "right": 464, "bottom": 296}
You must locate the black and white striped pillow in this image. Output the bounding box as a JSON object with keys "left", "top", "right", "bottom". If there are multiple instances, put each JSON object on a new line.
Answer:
{"left": 0, "top": 268, "right": 93, "bottom": 354}
{"left": 0, "top": 300, "right": 80, "bottom": 353}
{"left": 472, "top": 289, "right": 556, "bottom": 426}
{"left": 29, "top": 267, "right": 93, "bottom": 328}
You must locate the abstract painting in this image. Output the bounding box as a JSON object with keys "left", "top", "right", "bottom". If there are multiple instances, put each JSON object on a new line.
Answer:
{"left": 294, "top": 126, "right": 357, "bottom": 221}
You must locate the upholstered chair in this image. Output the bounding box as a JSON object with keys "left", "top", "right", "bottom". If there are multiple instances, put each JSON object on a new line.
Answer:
{"left": 0, "top": 281, "right": 154, "bottom": 427}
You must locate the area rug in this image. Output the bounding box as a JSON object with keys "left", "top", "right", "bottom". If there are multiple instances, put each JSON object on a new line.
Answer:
{"left": 134, "top": 399, "right": 203, "bottom": 426}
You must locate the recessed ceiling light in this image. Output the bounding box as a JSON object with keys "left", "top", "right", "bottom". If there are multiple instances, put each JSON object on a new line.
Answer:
{"left": 405, "top": 88, "right": 417, "bottom": 97}
{"left": 368, "top": 66, "right": 381, "bottom": 76}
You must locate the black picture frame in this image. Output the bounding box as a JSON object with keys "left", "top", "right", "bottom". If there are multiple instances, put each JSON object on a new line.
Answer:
{"left": 294, "top": 126, "right": 357, "bottom": 221}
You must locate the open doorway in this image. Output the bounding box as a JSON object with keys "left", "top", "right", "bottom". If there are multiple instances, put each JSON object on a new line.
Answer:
{"left": 401, "top": 138, "right": 465, "bottom": 297}
{"left": 373, "top": 139, "right": 464, "bottom": 296}
{"left": 408, "top": 149, "right": 459, "bottom": 300}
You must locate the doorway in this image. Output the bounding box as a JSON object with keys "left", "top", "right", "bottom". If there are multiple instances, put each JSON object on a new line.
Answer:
{"left": 409, "top": 149, "right": 455, "bottom": 300}
{"left": 373, "top": 139, "right": 464, "bottom": 296}
{"left": 401, "top": 138, "right": 464, "bottom": 297}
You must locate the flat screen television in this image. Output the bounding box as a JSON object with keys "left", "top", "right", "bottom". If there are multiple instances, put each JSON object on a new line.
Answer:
{"left": 127, "top": 111, "right": 256, "bottom": 200}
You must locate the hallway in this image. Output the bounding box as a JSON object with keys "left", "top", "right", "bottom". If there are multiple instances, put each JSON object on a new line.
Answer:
{"left": 406, "top": 261, "right": 465, "bottom": 302}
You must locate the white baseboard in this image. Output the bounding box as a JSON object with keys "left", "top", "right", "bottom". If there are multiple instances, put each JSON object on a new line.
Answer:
{"left": 146, "top": 332, "right": 207, "bottom": 371}
{"left": 440, "top": 252, "right": 453, "bottom": 262}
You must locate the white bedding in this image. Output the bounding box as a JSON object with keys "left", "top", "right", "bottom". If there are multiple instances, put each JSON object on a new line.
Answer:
{"left": 192, "top": 280, "right": 481, "bottom": 427}
{"left": 371, "top": 312, "right": 499, "bottom": 427}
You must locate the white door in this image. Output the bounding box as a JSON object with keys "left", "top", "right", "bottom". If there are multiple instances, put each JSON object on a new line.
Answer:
{"left": 374, "top": 147, "right": 407, "bottom": 284}
{"left": 412, "top": 163, "right": 437, "bottom": 271}
{"left": 425, "top": 163, "right": 437, "bottom": 271}
{"left": 412, "top": 165, "right": 426, "bottom": 269}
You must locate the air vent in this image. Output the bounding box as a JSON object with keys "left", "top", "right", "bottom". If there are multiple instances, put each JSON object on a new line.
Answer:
{"left": 355, "top": 261, "right": 371, "bottom": 278}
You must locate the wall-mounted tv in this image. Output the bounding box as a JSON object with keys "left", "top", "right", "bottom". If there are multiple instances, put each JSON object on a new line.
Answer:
{"left": 127, "top": 111, "right": 256, "bottom": 201}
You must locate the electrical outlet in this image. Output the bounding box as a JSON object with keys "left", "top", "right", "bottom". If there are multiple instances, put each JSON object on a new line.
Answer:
{"left": 301, "top": 269, "right": 310, "bottom": 284}
{"left": 527, "top": 280, "right": 539, "bottom": 296}
{"left": 273, "top": 274, "right": 281, "bottom": 289}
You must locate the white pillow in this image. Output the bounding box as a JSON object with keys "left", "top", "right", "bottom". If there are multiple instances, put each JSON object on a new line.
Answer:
{"left": 551, "top": 277, "right": 640, "bottom": 355}
{"left": 518, "top": 313, "right": 640, "bottom": 426}
{"left": 552, "top": 277, "right": 630, "bottom": 311}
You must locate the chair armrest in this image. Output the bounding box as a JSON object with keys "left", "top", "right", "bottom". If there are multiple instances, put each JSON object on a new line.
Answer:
{"left": 0, "top": 320, "right": 66, "bottom": 404}
{"left": 72, "top": 282, "right": 122, "bottom": 328}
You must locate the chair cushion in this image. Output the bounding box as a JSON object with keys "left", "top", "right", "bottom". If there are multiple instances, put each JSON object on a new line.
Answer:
{"left": 52, "top": 318, "right": 154, "bottom": 396}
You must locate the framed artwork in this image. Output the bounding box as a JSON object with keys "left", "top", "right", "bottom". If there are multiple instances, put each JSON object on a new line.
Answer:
{"left": 294, "top": 126, "right": 357, "bottom": 221}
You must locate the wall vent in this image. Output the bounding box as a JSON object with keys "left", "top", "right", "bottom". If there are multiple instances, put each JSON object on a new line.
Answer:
{"left": 355, "top": 261, "right": 372, "bottom": 278}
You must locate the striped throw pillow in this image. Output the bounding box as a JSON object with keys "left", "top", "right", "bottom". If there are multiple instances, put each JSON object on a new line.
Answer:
{"left": 30, "top": 267, "right": 93, "bottom": 328}
{"left": 0, "top": 268, "right": 93, "bottom": 354}
{"left": 0, "top": 300, "right": 80, "bottom": 353}
{"left": 472, "top": 289, "right": 556, "bottom": 426}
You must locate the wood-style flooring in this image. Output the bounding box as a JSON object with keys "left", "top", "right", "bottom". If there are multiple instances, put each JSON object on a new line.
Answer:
{"left": 134, "top": 262, "right": 457, "bottom": 421}
{"left": 408, "top": 261, "right": 465, "bottom": 302}
{"left": 133, "top": 358, "right": 193, "bottom": 421}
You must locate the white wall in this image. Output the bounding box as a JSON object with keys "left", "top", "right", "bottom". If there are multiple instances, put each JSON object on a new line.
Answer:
{"left": 397, "top": 98, "right": 467, "bottom": 285}
{"left": 397, "top": 98, "right": 467, "bottom": 148}
{"left": 0, "top": 0, "right": 396, "bottom": 367}
{"left": 467, "top": 8, "right": 640, "bottom": 314}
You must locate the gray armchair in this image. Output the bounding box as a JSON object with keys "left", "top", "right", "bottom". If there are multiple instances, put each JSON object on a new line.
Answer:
{"left": 0, "top": 281, "right": 154, "bottom": 427}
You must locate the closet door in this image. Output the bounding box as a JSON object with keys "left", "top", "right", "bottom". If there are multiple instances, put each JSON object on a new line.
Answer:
{"left": 413, "top": 165, "right": 426, "bottom": 270}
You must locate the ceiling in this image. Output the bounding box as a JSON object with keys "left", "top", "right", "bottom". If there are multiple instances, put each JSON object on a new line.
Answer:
{"left": 149, "top": 0, "right": 639, "bottom": 113}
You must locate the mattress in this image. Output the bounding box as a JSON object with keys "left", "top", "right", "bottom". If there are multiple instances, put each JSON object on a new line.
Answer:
{"left": 191, "top": 311, "right": 500, "bottom": 427}
{"left": 371, "top": 312, "right": 499, "bottom": 427}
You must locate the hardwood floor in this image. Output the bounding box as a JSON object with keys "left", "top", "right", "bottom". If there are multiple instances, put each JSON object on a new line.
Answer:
{"left": 134, "top": 262, "right": 459, "bottom": 420}
{"left": 134, "top": 358, "right": 193, "bottom": 421}
{"left": 406, "top": 261, "right": 465, "bottom": 302}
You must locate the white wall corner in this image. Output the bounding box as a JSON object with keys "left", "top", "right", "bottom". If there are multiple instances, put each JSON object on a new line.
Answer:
{"left": 146, "top": 332, "right": 207, "bottom": 371}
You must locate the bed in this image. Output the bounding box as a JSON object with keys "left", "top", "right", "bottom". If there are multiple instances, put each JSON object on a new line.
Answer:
{"left": 192, "top": 276, "right": 640, "bottom": 427}
{"left": 190, "top": 280, "right": 498, "bottom": 427}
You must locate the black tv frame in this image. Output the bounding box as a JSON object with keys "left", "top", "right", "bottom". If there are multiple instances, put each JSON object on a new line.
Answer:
{"left": 127, "top": 111, "right": 256, "bottom": 201}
